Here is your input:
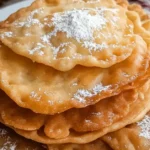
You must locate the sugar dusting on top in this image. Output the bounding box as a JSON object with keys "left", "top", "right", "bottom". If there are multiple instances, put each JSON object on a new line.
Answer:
{"left": 13, "top": 8, "right": 44, "bottom": 28}
{"left": 83, "top": 41, "right": 109, "bottom": 52}
{"left": 41, "top": 7, "right": 119, "bottom": 57}
{"left": 137, "top": 115, "right": 150, "bottom": 139}
{"left": 73, "top": 84, "right": 111, "bottom": 103}
{"left": 0, "top": 8, "right": 43, "bottom": 40}
{"left": 0, "top": 32, "right": 13, "bottom": 39}
{"left": 0, "top": 2, "right": 132, "bottom": 63}
{"left": 87, "top": 0, "right": 101, "bottom": 3}
{"left": 51, "top": 8, "right": 107, "bottom": 42}
{"left": 0, "top": 5, "right": 123, "bottom": 59}
{"left": 28, "top": 43, "right": 45, "bottom": 56}
{"left": 30, "top": 91, "right": 42, "bottom": 101}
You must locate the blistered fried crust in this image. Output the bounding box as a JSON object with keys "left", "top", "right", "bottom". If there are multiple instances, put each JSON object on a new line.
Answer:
{"left": 127, "top": 3, "right": 150, "bottom": 49}
{"left": 128, "top": 3, "right": 150, "bottom": 22}
{"left": 102, "top": 112, "right": 150, "bottom": 150}
{"left": 115, "top": 0, "right": 150, "bottom": 49}
{"left": 126, "top": 11, "right": 150, "bottom": 50}
{"left": 0, "top": 80, "right": 146, "bottom": 137}
{"left": 47, "top": 112, "right": 150, "bottom": 150}
{"left": 43, "top": 86, "right": 146, "bottom": 139}
{"left": 0, "top": 0, "right": 139, "bottom": 71}
{"left": 2, "top": 79, "right": 150, "bottom": 144}
{"left": 116, "top": 0, "right": 150, "bottom": 38}
{"left": 47, "top": 139, "right": 112, "bottom": 150}
{"left": 115, "top": 0, "right": 150, "bottom": 21}
{"left": 0, "top": 90, "right": 46, "bottom": 131}
{"left": 0, "top": 37, "right": 149, "bottom": 114}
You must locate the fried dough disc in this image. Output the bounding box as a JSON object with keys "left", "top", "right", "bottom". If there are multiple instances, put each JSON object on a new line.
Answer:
{"left": 115, "top": 0, "right": 150, "bottom": 27}
{"left": 127, "top": 3, "right": 150, "bottom": 47}
{"left": 2, "top": 79, "right": 150, "bottom": 144}
{"left": 47, "top": 139, "right": 112, "bottom": 150}
{"left": 43, "top": 85, "right": 145, "bottom": 138}
{"left": 116, "top": 0, "right": 150, "bottom": 40}
{"left": 126, "top": 9, "right": 150, "bottom": 39}
{"left": 0, "top": 79, "right": 146, "bottom": 135}
{"left": 116, "top": 0, "right": 150, "bottom": 49}
{"left": 2, "top": 111, "right": 148, "bottom": 150}
{"left": 128, "top": 3, "right": 150, "bottom": 22}
{"left": 0, "top": 79, "right": 146, "bottom": 133}
{"left": 0, "top": 0, "right": 142, "bottom": 71}
{"left": 47, "top": 111, "right": 150, "bottom": 150}
{"left": 102, "top": 111, "right": 150, "bottom": 150}
{"left": 0, "top": 90, "right": 46, "bottom": 131}
{"left": 0, "top": 123, "right": 45, "bottom": 150}
{"left": 0, "top": 38, "right": 149, "bottom": 114}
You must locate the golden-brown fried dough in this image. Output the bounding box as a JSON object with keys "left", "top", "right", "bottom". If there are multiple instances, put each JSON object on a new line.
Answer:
{"left": 48, "top": 111, "right": 150, "bottom": 150}
{"left": 47, "top": 139, "right": 112, "bottom": 150}
{"left": 128, "top": 3, "right": 150, "bottom": 22}
{"left": 115, "top": 0, "right": 150, "bottom": 51}
{"left": 115, "top": 0, "right": 128, "bottom": 8}
{"left": 47, "top": 110, "right": 150, "bottom": 150}
{"left": 128, "top": 2, "right": 150, "bottom": 50}
{"left": 0, "top": 39, "right": 149, "bottom": 115}
{"left": 0, "top": 0, "right": 146, "bottom": 71}
{"left": 0, "top": 90, "right": 46, "bottom": 131}
{"left": 0, "top": 79, "right": 147, "bottom": 137}
{"left": 1, "top": 79, "right": 149, "bottom": 144}
{"left": 43, "top": 84, "right": 148, "bottom": 138}
{"left": 102, "top": 111, "right": 150, "bottom": 150}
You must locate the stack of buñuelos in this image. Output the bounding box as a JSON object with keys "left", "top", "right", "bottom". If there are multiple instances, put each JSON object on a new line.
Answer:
{"left": 0, "top": 0, "right": 150, "bottom": 149}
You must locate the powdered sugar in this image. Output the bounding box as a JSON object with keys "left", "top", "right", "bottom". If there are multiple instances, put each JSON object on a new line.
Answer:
{"left": 50, "top": 42, "right": 72, "bottom": 58}
{"left": 41, "top": 7, "right": 119, "bottom": 57}
{"left": 137, "top": 115, "right": 150, "bottom": 139}
{"left": 25, "top": 33, "right": 32, "bottom": 36}
{"left": 72, "top": 82, "right": 78, "bottom": 86}
{"left": 0, "top": 32, "right": 13, "bottom": 39}
{"left": 30, "top": 91, "right": 42, "bottom": 101}
{"left": 73, "top": 84, "right": 111, "bottom": 103}
{"left": 73, "top": 0, "right": 83, "bottom": 2}
{"left": 83, "top": 41, "right": 108, "bottom": 51}
{"left": 74, "top": 90, "right": 93, "bottom": 102}
{"left": 1, "top": 5, "right": 122, "bottom": 60}
{"left": 13, "top": 8, "right": 44, "bottom": 28}
{"left": 91, "top": 112, "right": 102, "bottom": 117}
{"left": 87, "top": 0, "right": 101, "bottom": 3}
{"left": 51, "top": 8, "right": 106, "bottom": 42}
{"left": 28, "top": 43, "right": 45, "bottom": 56}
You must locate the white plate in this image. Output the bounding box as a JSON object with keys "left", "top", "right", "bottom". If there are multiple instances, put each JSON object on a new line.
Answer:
{"left": 0, "top": 0, "right": 34, "bottom": 21}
